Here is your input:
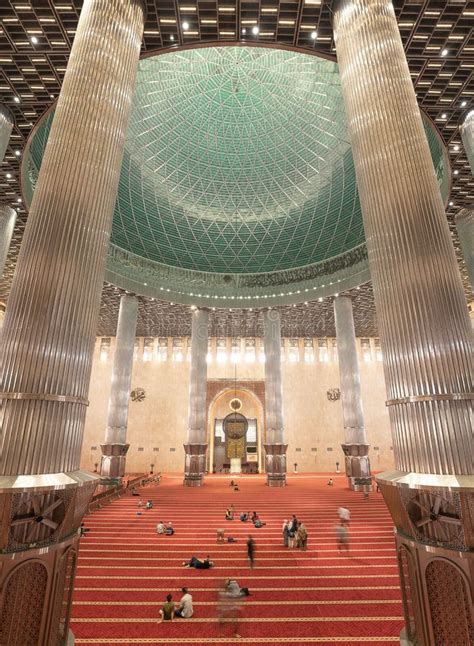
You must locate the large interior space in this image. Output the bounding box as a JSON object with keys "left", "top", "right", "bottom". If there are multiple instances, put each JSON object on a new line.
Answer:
{"left": 0, "top": 0, "right": 473, "bottom": 645}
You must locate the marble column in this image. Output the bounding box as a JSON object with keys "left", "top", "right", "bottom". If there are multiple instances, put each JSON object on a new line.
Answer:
{"left": 0, "top": 105, "right": 14, "bottom": 162}
{"left": 334, "top": 295, "right": 372, "bottom": 490}
{"left": 0, "top": 1, "right": 144, "bottom": 644}
{"left": 263, "top": 309, "right": 287, "bottom": 486}
{"left": 460, "top": 110, "right": 474, "bottom": 173}
{"left": 184, "top": 308, "right": 209, "bottom": 486}
{"left": 0, "top": 204, "right": 16, "bottom": 278}
{"left": 100, "top": 294, "right": 138, "bottom": 480}
{"left": 333, "top": 2, "right": 473, "bottom": 645}
{"left": 455, "top": 209, "right": 474, "bottom": 292}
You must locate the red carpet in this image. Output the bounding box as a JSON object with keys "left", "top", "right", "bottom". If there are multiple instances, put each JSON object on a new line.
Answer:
{"left": 71, "top": 474, "right": 404, "bottom": 645}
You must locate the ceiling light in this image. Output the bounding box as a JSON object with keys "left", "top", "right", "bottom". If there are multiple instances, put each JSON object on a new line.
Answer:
{"left": 50, "top": 94, "right": 54, "bottom": 99}
{"left": 241, "top": 28, "right": 246, "bottom": 34}
{"left": 6, "top": 173, "right": 12, "bottom": 179}
{"left": 441, "top": 113, "right": 447, "bottom": 119}
{"left": 17, "top": 198, "right": 22, "bottom": 203}
{"left": 441, "top": 48, "right": 448, "bottom": 57}
{"left": 318, "top": 297, "right": 323, "bottom": 302}
{"left": 449, "top": 201, "right": 454, "bottom": 206}
{"left": 182, "top": 21, "right": 189, "bottom": 30}
{"left": 218, "top": 7, "right": 235, "bottom": 12}
{"left": 311, "top": 31, "right": 317, "bottom": 40}
{"left": 15, "top": 150, "right": 21, "bottom": 156}
{"left": 13, "top": 96, "right": 20, "bottom": 103}
{"left": 252, "top": 25, "right": 259, "bottom": 35}
{"left": 453, "top": 145, "right": 459, "bottom": 151}
{"left": 453, "top": 169, "right": 459, "bottom": 175}
{"left": 170, "top": 35, "right": 175, "bottom": 41}
{"left": 30, "top": 36, "right": 38, "bottom": 44}
{"left": 461, "top": 100, "right": 467, "bottom": 107}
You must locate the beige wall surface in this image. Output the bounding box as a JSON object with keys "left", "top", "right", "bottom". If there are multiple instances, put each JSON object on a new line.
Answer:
{"left": 80, "top": 337, "right": 394, "bottom": 475}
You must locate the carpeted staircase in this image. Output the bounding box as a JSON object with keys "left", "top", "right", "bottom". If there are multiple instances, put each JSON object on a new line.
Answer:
{"left": 71, "top": 474, "right": 404, "bottom": 645}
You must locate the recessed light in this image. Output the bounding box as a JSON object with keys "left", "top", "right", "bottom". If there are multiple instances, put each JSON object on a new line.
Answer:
{"left": 311, "top": 31, "right": 317, "bottom": 40}
{"left": 449, "top": 201, "right": 454, "bottom": 206}
{"left": 17, "top": 198, "right": 22, "bottom": 203}
{"left": 453, "top": 145, "right": 459, "bottom": 151}
{"left": 318, "top": 297, "right": 323, "bottom": 302}
{"left": 441, "top": 48, "right": 448, "bottom": 57}
{"left": 182, "top": 21, "right": 189, "bottom": 30}
{"left": 252, "top": 25, "right": 259, "bottom": 35}
{"left": 6, "top": 173, "right": 12, "bottom": 179}
{"left": 461, "top": 100, "right": 467, "bottom": 107}
{"left": 15, "top": 150, "right": 21, "bottom": 156}
{"left": 242, "top": 28, "right": 246, "bottom": 34}
{"left": 441, "top": 113, "right": 447, "bottom": 119}
{"left": 30, "top": 36, "right": 38, "bottom": 44}
{"left": 170, "top": 35, "right": 175, "bottom": 41}
{"left": 13, "top": 96, "right": 20, "bottom": 103}
{"left": 453, "top": 169, "right": 459, "bottom": 175}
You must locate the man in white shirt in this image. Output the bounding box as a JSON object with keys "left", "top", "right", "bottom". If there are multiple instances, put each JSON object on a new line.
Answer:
{"left": 175, "top": 587, "right": 193, "bottom": 618}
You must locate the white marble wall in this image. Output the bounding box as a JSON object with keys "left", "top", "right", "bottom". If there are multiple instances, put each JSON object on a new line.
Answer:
{"left": 80, "top": 336, "right": 393, "bottom": 474}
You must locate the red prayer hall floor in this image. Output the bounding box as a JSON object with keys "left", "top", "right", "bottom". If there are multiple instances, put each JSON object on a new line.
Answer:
{"left": 71, "top": 474, "right": 404, "bottom": 646}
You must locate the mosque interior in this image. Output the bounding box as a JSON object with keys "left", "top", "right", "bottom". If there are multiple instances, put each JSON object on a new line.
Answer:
{"left": 0, "top": 0, "right": 473, "bottom": 645}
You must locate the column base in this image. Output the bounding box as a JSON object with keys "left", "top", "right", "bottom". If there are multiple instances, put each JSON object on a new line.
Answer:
{"left": 341, "top": 443, "right": 373, "bottom": 490}
{"left": 100, "top": 443, "right": 130, "bottom": 479}
{"left": 183, "top": 443, "right": 208, "bottom": 487}
{"left": 0, "top": 470, "right": 98, "bottom": 645}
{"left": 399, "top": 627, "right": 414, "bottom": 646}
{"left": 264, "top": 443, "right": 287, "bottom": 487}
{"left": 377, "top": 471, "right": 474, "bottom": 646}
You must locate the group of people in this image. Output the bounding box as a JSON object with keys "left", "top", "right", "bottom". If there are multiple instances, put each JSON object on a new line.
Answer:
{"left": 158, "top": 587, "right": 193, "bottom": 621}
{"left": 225, "top": 506, "right": 264, "bottom": 528}
{"left": 156, "top": 521, "right": 174, "bottom": 535}
{"left": 282, "top": 515, "right": 308, "bottom": 550}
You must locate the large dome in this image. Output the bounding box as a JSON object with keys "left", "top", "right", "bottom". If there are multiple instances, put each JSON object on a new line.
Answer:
{"left": 22, "top": 44, "right": 449, "bottom": 306}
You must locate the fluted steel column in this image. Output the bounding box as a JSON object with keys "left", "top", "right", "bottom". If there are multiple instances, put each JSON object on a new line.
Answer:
{"left": 184, "top": 308, "right": 209, "bottom": 486}
{"left": 263, "top": 309, "right": 287, "bottom": 486}
{"left": 0, "top": 1, "right": 144, "bottom": 644}
{"left": 333, "top": 2, "right": 473, "bottom": 645}
{"left": 0, "top": 105, "right": 14, "bottom": 162}
{"left": 0, "top": 204, "right": 16, "bottom": 278}
{"left": 455, "top": 209, "right": 474, "bottom": 292}
{"left": 100, "top": 294, "right": 138, "bottom": 480}
{"left": 334, "top": 296, "right": 372, "bottom": 490}
{"left": 460, "top": 110, "right": 474, "bottom": 173}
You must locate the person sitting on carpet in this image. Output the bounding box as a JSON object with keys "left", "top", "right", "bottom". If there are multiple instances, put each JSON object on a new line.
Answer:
{"left": 252, "top": 512, "right": 265, "bottom": 527}
{"left": 225, "top": 506, "right": 234, "bottom": 520}
{"left": 175, "top": 587, "right": 193, "bottom": 618}
{"left": 164, "top": 521, "right": 174, "bottom": 535}
{"left": 225, "top": 578, "right": 250, "bottom": 597}
{"left": 327, "top": 478, "right": 334, "bottom": 486}
{"left": 158, "top": 594, "right": 175, "bottom": 622}
{"left": 156, "top": 521, "right": 165, "bottom": 534}
{"left": 146, "top": 500, "right": 153, "bottom": 509}
{"left": 240, "top": 511, "right": 248, "bottom": 522}
{"left": 182, "top": 555, "right": 213, "bottom": 569}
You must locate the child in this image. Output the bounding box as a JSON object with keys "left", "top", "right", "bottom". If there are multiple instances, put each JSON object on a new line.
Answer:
{"left": 158, "top": 594, "right": 175, "bottom": 622}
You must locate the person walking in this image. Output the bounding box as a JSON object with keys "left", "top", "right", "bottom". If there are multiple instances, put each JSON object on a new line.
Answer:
{"left": 282, "top": 519, "right": 290, "bottom": 547}
{"left": 246, "top": 535, "right": 255, "bottom": 569}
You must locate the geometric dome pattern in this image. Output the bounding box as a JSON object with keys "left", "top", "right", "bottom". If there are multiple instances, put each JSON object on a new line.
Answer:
{"left": 25, "top": 46, "right": 449, "bottom": 283}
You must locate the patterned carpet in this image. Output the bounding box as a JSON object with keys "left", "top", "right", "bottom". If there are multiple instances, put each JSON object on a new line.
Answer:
{"left": 71, "top": 474, "right": 404, "bottom": 646}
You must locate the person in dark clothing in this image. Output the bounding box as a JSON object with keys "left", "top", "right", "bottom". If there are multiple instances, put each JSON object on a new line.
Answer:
{"left": 182, "top": 555, "right": 214, "bottom": 569}
{"left": 246, "top": 536, "right": 255, "bottom": 569}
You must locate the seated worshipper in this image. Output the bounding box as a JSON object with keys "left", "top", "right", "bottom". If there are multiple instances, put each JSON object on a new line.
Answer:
{"left": 156, "top": 521, "right": 165, "bottom": 534}
{"left": 252, "top": 513, "right": 265, "bottom": 528}
{"left": 137, "top": 500, "right": 144, "bottom": 508}
{"left": 229, "top": 480, "right": 235, "bottom": 487}
{"left": 158, "top": 594, "right": 175, "bottom": 622}
{"left": 164, "top": 521, "right": 174, "bottom": 535}
{"left": 182, "top": 555, "right": 214, "bottom": 569}
{"left": 240, "top": 511, "right": 248, "bottom": 522}
{"left": 225, "top": 578, "right": 250, "bottom": 597}
{"left": 146, "top": 500, "right": 153, "bottom": 509}
{"left": 327, "top": 478, "right": 334, "bottom": 486}
{"left": 225, "top": 506, "right": 234, "bottom": 520}
{"left": 175, "top": 587, "right": 194, "bottom": 618}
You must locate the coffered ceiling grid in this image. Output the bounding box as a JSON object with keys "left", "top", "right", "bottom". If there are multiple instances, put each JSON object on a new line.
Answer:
{"left": 0, "top": 0, "right": 473, "bottom": 336}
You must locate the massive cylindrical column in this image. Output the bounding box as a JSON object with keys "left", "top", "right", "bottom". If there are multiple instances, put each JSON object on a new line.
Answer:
{"left": 0, "top": 105, "right": 14, "bottom": 162}
{"left": 460, "top": 110, "right": 474, "bottom": 173}
{"left": 263, "top": 309, "right": 287, "bottom": 486}
{"left": 100, "top": 294, "right": 138, "bottom": 480}
{"left": 334, "top": 295, "right": 372, "bottom": 490}
{"left": 184, "top": 308, "right": 209, "bottom": 486}
{"left": 0, "top": 204, "right": 16, "bottom": 279}
{"left": 0, "top": 1, "right": 144, "bottom": 644}
{"left": 333, "top": 2, "right": 473, "bottom": 645}
{"left": 455, "top": 209, "right": 474, "bottom": 292}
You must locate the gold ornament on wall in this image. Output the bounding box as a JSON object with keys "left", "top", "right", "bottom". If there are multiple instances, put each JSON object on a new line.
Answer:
{"left": 229, "top": 398, "right": 242, "bottom": 412}
{"left": 130, "top": 388, "right": 146, "bottom": 402}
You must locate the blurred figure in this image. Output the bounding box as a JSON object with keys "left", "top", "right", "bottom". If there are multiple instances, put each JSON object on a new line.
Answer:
{"left": 282, "top": 519, "right": 289, "bottom": 547}
{"left": 158, "top": 593, "right": 175, "bottom": 622}
{"left": 337, "top": 507, "right": 350, "bottom": 526}
{"left": 335, "top": 522, "right": 350, "bottom": 554}
{"left": 247, "top": 535, "right": 255, "bottom": 569}
{"left": 297, "top": 522, "right": 308, "bottom": 551}
{"left": 218, "top": 579, "right": 242, "bottom": 638}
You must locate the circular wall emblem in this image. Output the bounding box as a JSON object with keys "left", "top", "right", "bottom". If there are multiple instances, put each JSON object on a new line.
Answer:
{"left": 229, "top": 398, "right": 242, "bottom": 412}
{"left": 223, "top": 412, "right": 248, "bottom": 439}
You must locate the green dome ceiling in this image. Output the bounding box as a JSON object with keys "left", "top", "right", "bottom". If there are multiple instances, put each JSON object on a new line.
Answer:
{"left": 23, "top": 44, "right": 449, "bottom": 306}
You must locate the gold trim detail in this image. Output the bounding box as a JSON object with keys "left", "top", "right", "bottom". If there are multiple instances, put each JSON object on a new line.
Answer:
{"left": 386, "top": 393, "right": 473, "bottom": 406}
{"left": 0, "top": 392, "right": 89, "bottom": 405}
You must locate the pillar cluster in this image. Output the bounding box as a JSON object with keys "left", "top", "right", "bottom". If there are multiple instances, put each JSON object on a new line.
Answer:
{"left": 333, "top": 1, "right": 473, "bottom": 644}
{"left": 0, "top": 0, "right": 144, "bottom": 643}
